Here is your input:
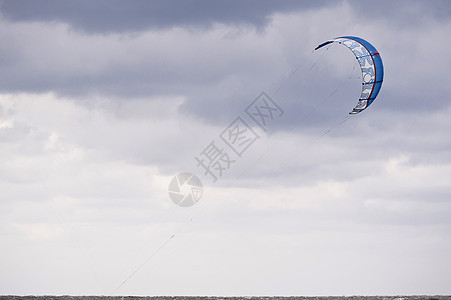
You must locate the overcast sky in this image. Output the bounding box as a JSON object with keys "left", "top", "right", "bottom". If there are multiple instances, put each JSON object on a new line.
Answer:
{"left": 1, "top": 0, "right": 451, "bottom": 296}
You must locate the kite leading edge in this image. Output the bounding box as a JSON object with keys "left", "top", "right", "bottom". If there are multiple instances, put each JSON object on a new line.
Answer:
{"left": 315, "top": 36, "right": 384, "bottom": 114}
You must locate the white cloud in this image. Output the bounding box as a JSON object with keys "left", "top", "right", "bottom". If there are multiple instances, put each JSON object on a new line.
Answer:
{"left": 12, "top": 222, "right": 64, "bottom": 240}
{"left": 1, "top": 1, "right": 451, "bottom": 296}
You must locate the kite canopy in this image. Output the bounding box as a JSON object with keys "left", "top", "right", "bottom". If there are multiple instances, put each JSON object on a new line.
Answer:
{"left": 315, "top": 36, "right": 384, "bottom": 114}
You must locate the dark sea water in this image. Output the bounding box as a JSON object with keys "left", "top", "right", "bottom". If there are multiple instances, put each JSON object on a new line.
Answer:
{"left": 1, "top": 296, "right": 451, "bottom": 300}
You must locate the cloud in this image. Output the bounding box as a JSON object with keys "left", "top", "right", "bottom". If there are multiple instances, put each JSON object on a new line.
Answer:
{"left": 2, "top": 0, "right": 450, "bottom": 129}
{"left": 1, "top": 0, "right": 451, "bottom": 296}
{"left": 348, "top": 0, "right": 451, "bottom": 26}
{"left": 0, "top": 0, "right": 329, "bottom": 33}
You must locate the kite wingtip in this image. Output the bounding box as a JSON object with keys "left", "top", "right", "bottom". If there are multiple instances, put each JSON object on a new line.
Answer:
{"left": 314, "top": 40, "right": 334, "bottom": 51}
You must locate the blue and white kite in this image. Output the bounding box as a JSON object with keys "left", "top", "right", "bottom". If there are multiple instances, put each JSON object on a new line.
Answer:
{"left": 315, "top": 36, "right": 384, "bottom": 114}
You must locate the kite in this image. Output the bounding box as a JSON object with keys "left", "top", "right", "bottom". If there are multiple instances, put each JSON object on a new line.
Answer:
{"left": 315, "top": 36, "right": 384, "bottom": 114}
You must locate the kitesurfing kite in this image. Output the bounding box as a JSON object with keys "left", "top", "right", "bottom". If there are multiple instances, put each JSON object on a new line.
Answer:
{"left": 315, "top": 36, "right": 384, "bottom": 114}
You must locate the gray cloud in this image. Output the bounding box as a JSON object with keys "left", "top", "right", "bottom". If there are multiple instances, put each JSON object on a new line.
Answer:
{"left": 1, "top": 0, "right": 450, "bottom": 128}
{"left": 348, "top": 0, "right": 451, "bottom": 25}
{"left": 1, "top": 0, "right": 451, "bottom": 296}
{"left": 2, "top": 0, "right": 450, "bottom": 34}
{"left": 0, "top": 0, "right": 328, "bottom": 33}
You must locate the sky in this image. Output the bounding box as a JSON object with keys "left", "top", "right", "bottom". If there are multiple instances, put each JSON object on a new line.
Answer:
{"left": 1, "top": 0, "right": 451, "bottom": 296}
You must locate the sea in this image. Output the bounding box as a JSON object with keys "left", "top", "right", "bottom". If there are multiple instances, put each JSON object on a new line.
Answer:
{"left": 1, "top": 296, "right": 450, "bottom": 300}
